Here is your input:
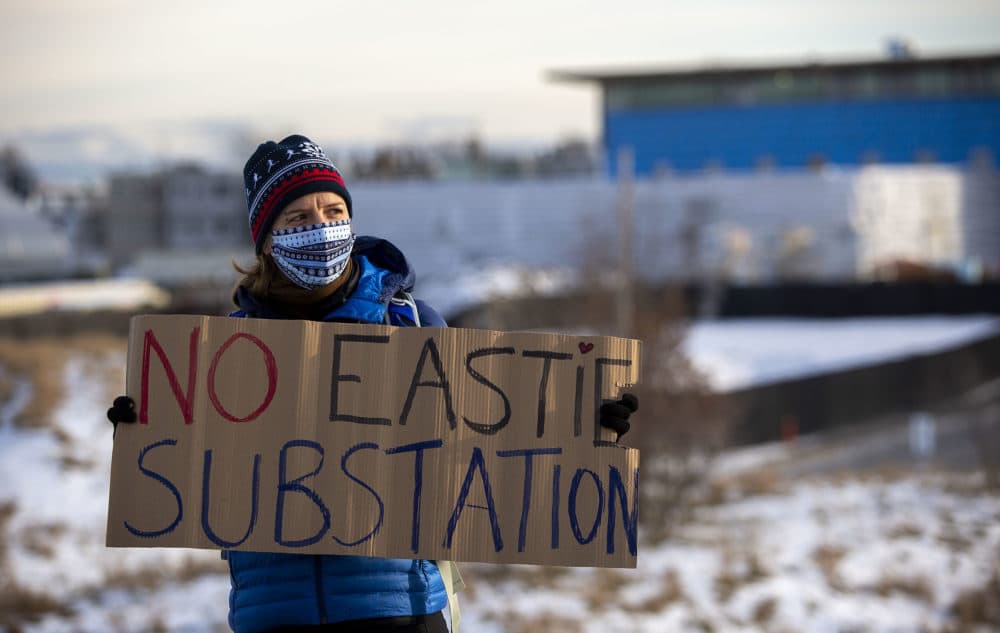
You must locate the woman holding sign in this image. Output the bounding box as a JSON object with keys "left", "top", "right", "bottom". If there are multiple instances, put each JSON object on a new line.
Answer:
{"left": 108, "top": 134, "right": 638, "bottom": 633}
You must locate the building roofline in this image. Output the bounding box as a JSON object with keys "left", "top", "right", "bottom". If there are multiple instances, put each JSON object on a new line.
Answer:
{"left": 548, "top": 50, "right": 1000, "bottom": 84}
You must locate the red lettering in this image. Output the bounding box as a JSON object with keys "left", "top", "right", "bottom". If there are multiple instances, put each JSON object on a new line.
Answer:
{"left": 140, "top": 327, "right": 200, "bottom": 424}
{"left": 207, "top": 333, "right": 278, "bottom": 423}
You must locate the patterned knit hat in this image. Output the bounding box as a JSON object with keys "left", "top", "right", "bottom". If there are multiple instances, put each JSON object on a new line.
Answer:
{"left": 243, "top": 134, "right": 353, "bottom": 253}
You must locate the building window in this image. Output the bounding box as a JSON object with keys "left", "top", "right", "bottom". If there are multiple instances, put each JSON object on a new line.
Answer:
{"left": 603, "top": 58, "right": 1000, "bottom": 112}
{"left": 915, "top": 69, "right": 951, "bottom": 96}
{"left": 853, "top": 71, "right": 881, "bottom": 99}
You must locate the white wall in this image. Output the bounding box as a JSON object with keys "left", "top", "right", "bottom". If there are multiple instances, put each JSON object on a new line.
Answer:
{"left": 0, "top": 187, "right": 74, "bottom": 281}
{"left": 350, "top": 166, "right": 997, "bottom": 285}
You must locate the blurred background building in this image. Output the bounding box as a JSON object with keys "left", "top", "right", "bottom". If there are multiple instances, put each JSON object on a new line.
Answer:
{"left": 551, "top": 48, "right": 1000, "bottom": 175}
{"left": 1, "top": 45, "right": 998, "bottom": 313}
{"left": 546, "top": 47, "right": 1000, "bottom": 284}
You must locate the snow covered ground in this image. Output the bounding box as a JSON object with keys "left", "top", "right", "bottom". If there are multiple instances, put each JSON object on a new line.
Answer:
{"left": 459, "top": 468, "right": 1000, "bottom": 633}
{"left": 1, "top": 322, "right": 998, "bottom": 632}
{"left": 684, "top": 316, "right": 1000, "bottom": 391}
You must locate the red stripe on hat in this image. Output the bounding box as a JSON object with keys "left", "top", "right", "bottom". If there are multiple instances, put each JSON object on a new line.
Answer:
{"left": 251, "top": 168, "right": 347, "bottom": 239}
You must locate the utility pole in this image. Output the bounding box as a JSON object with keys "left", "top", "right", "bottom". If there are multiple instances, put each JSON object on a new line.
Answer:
{"left": 616, "top": 146, "right": 635, "bottom": 337}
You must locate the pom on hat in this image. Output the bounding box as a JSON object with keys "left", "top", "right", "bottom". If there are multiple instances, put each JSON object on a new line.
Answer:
{"left": 243, "top": 134, "right": 352, "bottom": 253}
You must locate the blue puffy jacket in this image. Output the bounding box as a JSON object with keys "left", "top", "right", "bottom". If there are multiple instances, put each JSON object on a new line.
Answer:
{"left": 227, "top": 236, "right": 448, "bottom": 633}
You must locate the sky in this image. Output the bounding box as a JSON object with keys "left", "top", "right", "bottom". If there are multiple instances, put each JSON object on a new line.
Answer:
{"left": 2, "top": 0, "right": 1000, "bottom": 181}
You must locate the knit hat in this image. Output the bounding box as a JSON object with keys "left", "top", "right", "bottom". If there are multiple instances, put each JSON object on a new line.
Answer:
{"left": 243, "top": 134, "right": 353, "bottom": 253}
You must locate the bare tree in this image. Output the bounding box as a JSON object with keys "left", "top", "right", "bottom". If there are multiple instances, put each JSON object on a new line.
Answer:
{"left": 0, "top": 145, "right": 38, "bottom": 201}
{"left": 572, "top": 163, "right": 732, "bottom": 541}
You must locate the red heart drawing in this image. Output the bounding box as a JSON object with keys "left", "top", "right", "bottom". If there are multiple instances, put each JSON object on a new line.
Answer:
{"left": 578, "top": 342, "right": 594, "bottom": 354}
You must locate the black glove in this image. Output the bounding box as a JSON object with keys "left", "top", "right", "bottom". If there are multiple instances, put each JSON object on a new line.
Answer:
{"left": 107, "top": 396, "right": 137, "bottom": 429}
{"left": 600, "top": 393, "right": 638, "bottom": 442}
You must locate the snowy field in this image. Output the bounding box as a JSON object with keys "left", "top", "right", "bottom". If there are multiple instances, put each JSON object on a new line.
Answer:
{"left": 684, "top": 316, "right": 1000, "bottom": 391}
{"left": 0, "top": 322, "right": 998, "bottom": 632}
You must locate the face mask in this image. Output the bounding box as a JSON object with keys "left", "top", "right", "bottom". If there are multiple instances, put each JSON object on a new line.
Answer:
{"left": 270, "top": 220, "right": 356, "bottom": 290}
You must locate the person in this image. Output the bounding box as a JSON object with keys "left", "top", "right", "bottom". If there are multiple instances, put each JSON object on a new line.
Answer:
{"left": 107, "top": 134, "right": 639, "bottom": 633}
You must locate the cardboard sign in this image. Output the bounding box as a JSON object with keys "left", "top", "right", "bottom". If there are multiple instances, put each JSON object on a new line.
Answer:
{"left": 107, "top": 315, "right": 641, "bottom": 568}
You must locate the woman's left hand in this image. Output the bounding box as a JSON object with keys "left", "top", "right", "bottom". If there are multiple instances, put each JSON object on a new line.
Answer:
{"left": 599, "top": 393, "right": 638, "bottom": 442}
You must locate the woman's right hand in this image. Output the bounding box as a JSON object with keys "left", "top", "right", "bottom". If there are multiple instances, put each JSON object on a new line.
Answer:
{"left": 107, "top": 396, "right": 137, "bottom": 430}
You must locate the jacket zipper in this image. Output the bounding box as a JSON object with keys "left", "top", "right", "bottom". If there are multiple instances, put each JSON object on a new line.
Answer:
{"left": 313, "top": 555, "right": 328, "bottom": 623}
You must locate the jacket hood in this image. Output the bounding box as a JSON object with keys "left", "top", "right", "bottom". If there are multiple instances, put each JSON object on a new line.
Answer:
{"left": 352, "top": 235, "right": 416, "bottom": 294}
{"left": 234, "top": 235, "right": 417, "bottom": 317}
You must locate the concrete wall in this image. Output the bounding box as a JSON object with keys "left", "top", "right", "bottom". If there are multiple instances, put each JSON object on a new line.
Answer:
{"left": 351, "top": 166, "right": 998, "bottom": 285}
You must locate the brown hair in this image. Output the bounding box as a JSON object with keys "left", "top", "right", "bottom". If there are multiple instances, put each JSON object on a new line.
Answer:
{"left": 232, "top": 254, "right": 279, "bottom": 299}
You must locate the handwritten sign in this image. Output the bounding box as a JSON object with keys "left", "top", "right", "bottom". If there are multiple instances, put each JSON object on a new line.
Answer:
{"left": 106, "top": 315, "right": 641, "bottom": 568}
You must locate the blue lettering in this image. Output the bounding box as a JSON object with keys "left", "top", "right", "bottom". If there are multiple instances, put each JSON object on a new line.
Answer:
{"left": 385, "top": 439, "right": 443, "bottom": 553}
{"left": 334, "top": 442, "right": 384, "bottom": 547}
{"left": 607, "top": 465, "right": 639, "bottom": 556}
{"left": 551, "top": 464, "right": 561, "bottom": 549}
{"left": 201, "top": 449, "right": 261, "bottom": 548}
{"left": 568, "top": 468, "right": 604, "bottom": 545}
{"left": 125, "top": 439, "right": 182, "bottom": 538}
{"left": 445, "top": 447, "right": 503, "bottom": 552}
{"left": 275, "top": 440, "right": 330, "bottom": 547}
{"left": 497, "top": 448, "right": 561, "bottom": 552}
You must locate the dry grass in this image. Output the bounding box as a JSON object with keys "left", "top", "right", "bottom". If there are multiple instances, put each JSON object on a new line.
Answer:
{"left": 0, "top": 334, "right": 125, "bottom": 430}
{"left": 738, "top": 467, "right": 786, "bottom": 497}
{"left": 60, "top": 454, "right": 99, "bottom": 471}
{"left": 827, "top": 465, "right": 912, "bottom": 487}
{"left": 702, "top": 465, "right": 788, "bottom": 509}
{"left": 0, "top": 581, "right": 74, "bottom": 630}
{"left": 175, "top": 553, "right": 228, "bottom": 582}
{"left": 633, "top": 569, "right": 686, "bottom": 613}
{"left": 951, "top": 563, "right": 1000, "bottom": 627}
{"left": 460, "top": 563, "right": 571, "bottom": 599}
{"left": 17, "top": 522, "right": 69, "bottom": 560}
{"left": 0, "top": 338, "right": 73, "bottom": 428}
{"left": 714, "top": 568, "right": 741, "bottom": 603}
{"left": 582, "top": 569, "right": 628, "bottom": 610}
{"left": 462, "top": 565, "right": 580, "bottom": 594}
{"left": 0, "top": 500, "right": 16, "bottom": 560}
{"left": 102, "top": 554, "right": 226, "bottom": 593}
{"left": 102, "top": 564, "right": 169, "bottom": 592}
{"left": 813, "top": 544, "right": 848, "bottom": 591}
{"left": 887, "top": 523, "right": 923, "bottom": 540}
{"left": 751, "top": 596, "right": 777, "bottom": 624}
{"left": 0, "top": 502, "right": 72, "bottom": 628}
{"left": 0, "top": 500, "right": 17, "bottom": 596}
{"left": 873, "top": 574, "right": 935, "bottom": 602}
{"left": 685, "top": 616, "right": 716, "bottom": 633}
{"left": 940, "top": 471, "right": 994, "bottom": 497}
{"left": 937, "top": 530, "right": 974, "bottom": 553}
{"left": 0, "top": 377, "right": 15, "bottom": 411}
{"left": 715, "top": 549, "right": 770, "bottom": 603}
{"left": 504, "top": 612, "right": 584, "bottom": 633}
{"left": 150, "top": 617, "right": 170, "bottom": 633}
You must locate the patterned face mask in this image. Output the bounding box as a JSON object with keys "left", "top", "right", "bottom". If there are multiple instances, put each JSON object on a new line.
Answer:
{"left": 270, "top": 220, "right": 356, "bottom": 290}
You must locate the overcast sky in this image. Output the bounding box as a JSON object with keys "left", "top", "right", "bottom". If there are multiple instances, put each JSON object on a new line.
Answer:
{"left": 2, "top": 0, "right": 999, "bottom": 174}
